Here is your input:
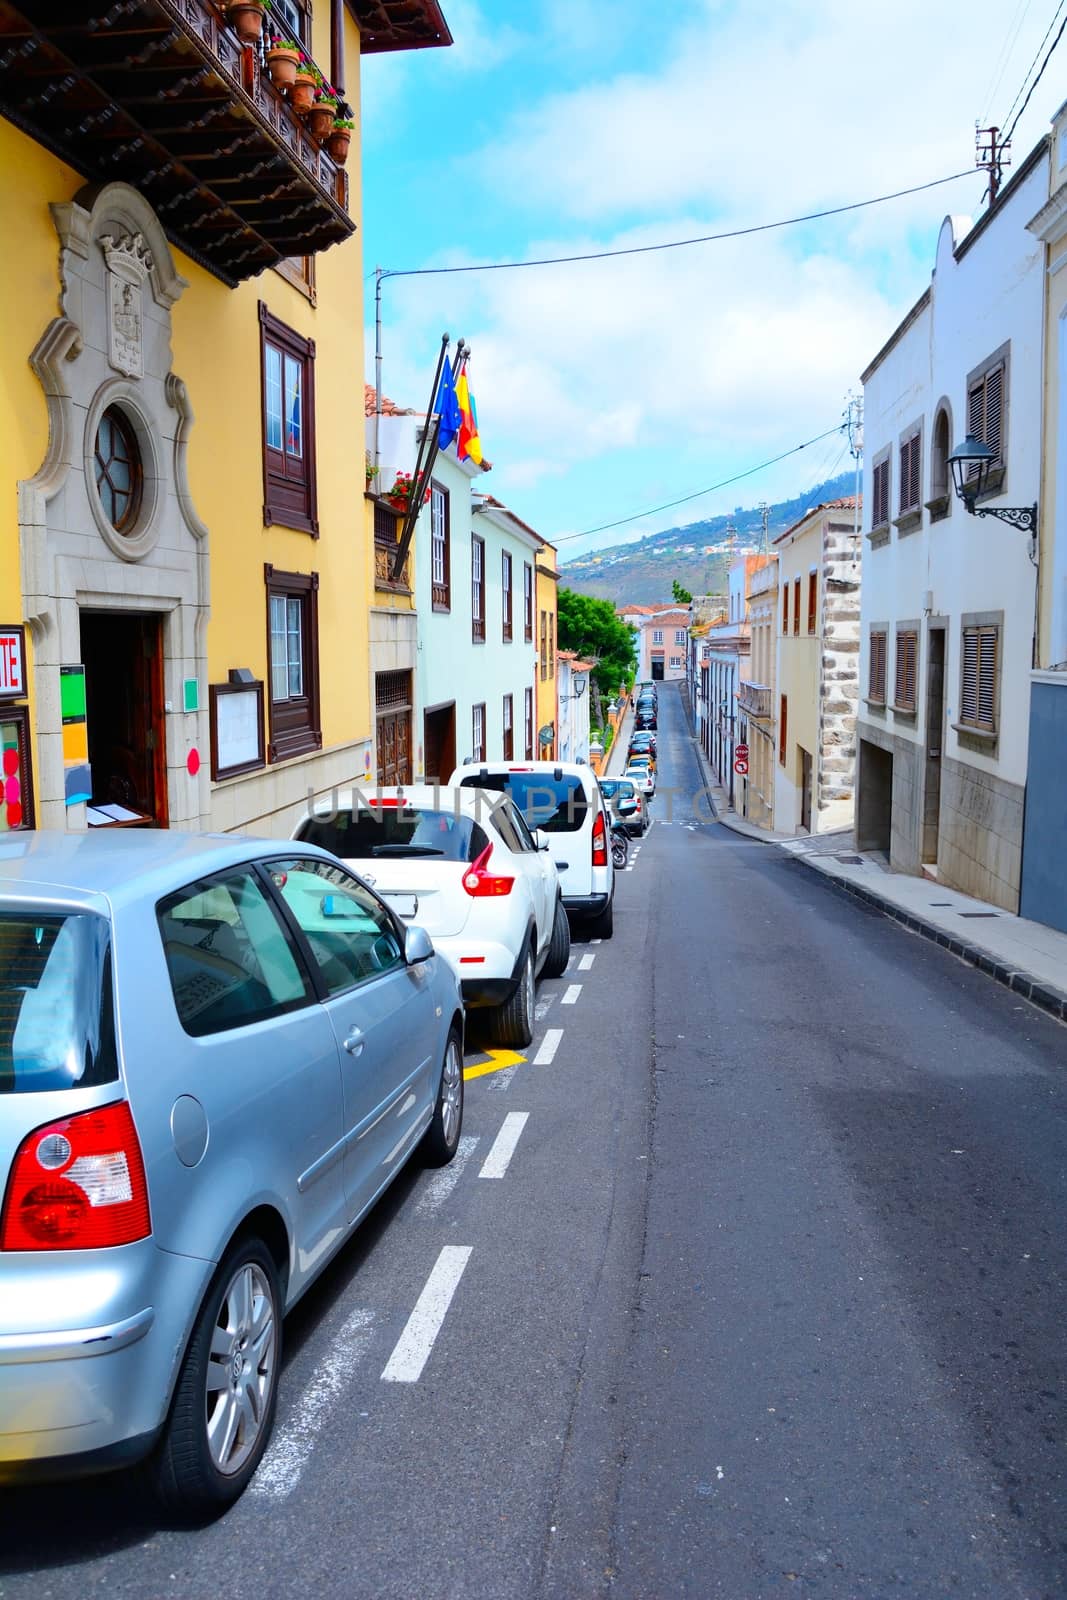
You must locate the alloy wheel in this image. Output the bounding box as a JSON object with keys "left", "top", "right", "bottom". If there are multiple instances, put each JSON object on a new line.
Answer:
{"left": 205, "top": 1260, "right": 277, "bottom": 1475}
{"left": 441, "top": 1036, "right": 463, "bottom": 1147}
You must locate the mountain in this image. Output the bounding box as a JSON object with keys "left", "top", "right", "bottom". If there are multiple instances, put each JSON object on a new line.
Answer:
{"left": 560, "top": 472, "right": 858, "bottom": 606}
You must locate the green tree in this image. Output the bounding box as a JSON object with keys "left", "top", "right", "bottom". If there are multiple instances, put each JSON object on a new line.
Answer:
{"left": 556, "top": 589, "right": 637, "bottom": 700}
{"left": 672, "top": 580, "right": 693, "bottom": 604}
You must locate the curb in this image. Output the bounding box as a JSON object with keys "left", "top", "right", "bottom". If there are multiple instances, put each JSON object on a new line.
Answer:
{"left": 795, "top": 856, "right": 1067, "bottom": 1026}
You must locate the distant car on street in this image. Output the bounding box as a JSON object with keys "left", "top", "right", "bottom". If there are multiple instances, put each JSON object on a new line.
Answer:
{"left": 0, "top": 830, "right": 464, "bottom": 1515}
{"left": 292, "top": 785, "right": 570, "bottom": 1044}
{"left": 598, "top": 777, "right": 647, "bottom": 836}
{"left": 624, "top": 762, "right": 656, "bottom": 798}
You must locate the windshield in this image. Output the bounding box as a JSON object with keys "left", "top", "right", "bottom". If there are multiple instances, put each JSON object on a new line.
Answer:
{"left": 0, "top": 911, "right": 118, "bottom": 1093}
{"left": 296, "top": 805, "right": 485, "bottom": 863}
{"left": 457, "top": 772, "right": 590, "bottom": 833}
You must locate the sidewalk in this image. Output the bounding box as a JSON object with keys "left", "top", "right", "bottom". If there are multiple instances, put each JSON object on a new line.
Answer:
{"left": 687, "top": 703, "right": 1067, "bottom": 1026}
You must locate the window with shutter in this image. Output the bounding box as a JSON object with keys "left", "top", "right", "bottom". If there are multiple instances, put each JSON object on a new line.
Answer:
{"left": 471, "top": 536, "right": 485, "bottom": 641}
{"left": 894, "top": 630, "right": 918, "bottom": 713}
{"left": 966, "top": 361, "right": 1006, "bottom": 480}
{"left": 960, "top": 625, "right": 998, "bottom": 732}
{"left": 431, "top": 483, "right": 450, "bottom": 610}
{"left": 793, "top": 576, "right": 801, "bottom": 635}
{"left": 779, "top": 694, "right": 788, "bottom": 765}
{"left": 899, "top": 430, "right": 921, "bottom": 514}
{"left": 807, "top": 573, "right": 817, "bottom": 634}
{"left": 782, "top": 585, "right": 790, "bottom": 633}
{"left": 868, "top": 630, "right": 887, "bottom": 703}
{"left": 872, "top": 458, "right": 890, "bottom": 528}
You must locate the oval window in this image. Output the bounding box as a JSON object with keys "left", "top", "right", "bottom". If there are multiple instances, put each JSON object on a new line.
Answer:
{"left": 94, "top": 407, "right": 142, "bottom": 533}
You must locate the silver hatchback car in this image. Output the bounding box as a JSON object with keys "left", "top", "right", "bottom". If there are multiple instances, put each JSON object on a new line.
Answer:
{"left": 0, "top": 831, "right": 464, "bottom": 1514}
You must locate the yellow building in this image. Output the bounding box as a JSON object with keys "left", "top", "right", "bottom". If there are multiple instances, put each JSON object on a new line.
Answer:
{"left": 0, "top": 1, "right": 450, "bottom": 838}
{"left": 773, "top": 499, "right": 861, "bottom": 835}
{"left": 535, "top": 542, "right": 560, "bottom": 759}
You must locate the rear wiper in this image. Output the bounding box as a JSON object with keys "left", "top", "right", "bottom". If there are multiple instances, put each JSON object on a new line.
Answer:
{"left": 370, "top": 844, "right": 446, "bottom": 857}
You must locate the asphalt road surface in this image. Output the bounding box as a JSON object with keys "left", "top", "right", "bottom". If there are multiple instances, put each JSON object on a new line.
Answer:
{"left": 2, "top": 684, "right": 1066, "bottom": 1600}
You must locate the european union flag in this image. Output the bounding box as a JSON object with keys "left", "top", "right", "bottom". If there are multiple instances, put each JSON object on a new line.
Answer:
{"left": 435, "top": 359, "right": 462, "bottom": 451}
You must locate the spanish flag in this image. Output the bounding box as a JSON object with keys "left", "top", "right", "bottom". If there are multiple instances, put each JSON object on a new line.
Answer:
{"left": 456, "top": 360, "right": 483, "bottom": 465}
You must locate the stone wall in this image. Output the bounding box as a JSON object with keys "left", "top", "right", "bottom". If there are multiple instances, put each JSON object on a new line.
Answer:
{"left": 938, "top": 755, "right": 1024, "bottom": 911}
{"left": 816, "top": 519, "right": 862, "bottom": 829}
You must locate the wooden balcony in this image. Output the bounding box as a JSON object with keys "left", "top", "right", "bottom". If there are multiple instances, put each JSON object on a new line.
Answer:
{"left": 0, "top": 0, "right": 354, "bottom": 286}
{"left": 372, "top": 501, "right": 410, "bottom": 591}
{"left": 737, "top": 681, "right": 772, "bottom": 719}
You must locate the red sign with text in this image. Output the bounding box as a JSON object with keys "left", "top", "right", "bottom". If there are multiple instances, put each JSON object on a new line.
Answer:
{"left": 0, "top": 627, "right": 25, "bottom": 699}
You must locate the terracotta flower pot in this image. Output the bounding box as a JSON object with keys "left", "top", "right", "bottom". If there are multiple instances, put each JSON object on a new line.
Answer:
{"left": 326, "top": 128, "right": 351, "bottom": 165}
{"left": 306, "top": 102, "right": 336, "bottom": 141}
{"left": 265, "top": 45, "right": 300, "bottom": 88}
{"left": 290, "top": 72, "right": 317, "bottom": 113}
{"left": 226, "top": 1, "right": 264, "bottom": 44}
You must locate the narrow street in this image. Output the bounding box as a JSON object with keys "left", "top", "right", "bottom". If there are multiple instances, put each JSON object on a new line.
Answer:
{"left": 2, "top": 686, "right": 1066, "bottom": 1600}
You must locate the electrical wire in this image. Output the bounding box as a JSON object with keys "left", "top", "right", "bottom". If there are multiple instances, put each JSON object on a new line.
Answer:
{"left": 1002, "top": 0, "right": 1067, "bottom": 141}
{"left": 982, "top": 0, "right": 1037, "bottom": 125}
{"left": 378, "top": 171, "right": 977, "bottom": 282}
{"left": 554, "top": 424, "right": 846, "bottom": 543}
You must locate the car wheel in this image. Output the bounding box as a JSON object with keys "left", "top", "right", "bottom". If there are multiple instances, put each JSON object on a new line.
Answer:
{"left": 422, "top": 1028, "right": 464, "bottom": 1166}
{"left": 541, "top": 898, "right": 571, "bottom": 979}
{"left": 589, "top": 894, "right": 614, "bottom": 939}
{"left": 152, "top": 1237, "right": 282, "bottom": 1520}
{"left": 490, "top": 945, "right": 535, "bottom": 1047}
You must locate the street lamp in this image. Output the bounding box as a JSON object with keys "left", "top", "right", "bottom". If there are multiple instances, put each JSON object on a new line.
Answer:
{"left": 946, "top": 435, "right": 1037, "bottom": 535}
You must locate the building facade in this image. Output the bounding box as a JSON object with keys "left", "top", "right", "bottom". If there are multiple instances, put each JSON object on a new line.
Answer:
{"left": 556, "top": 654, "right": 594, "bottom": 765}
{"left": 739, "top": 557, "right": 778, "bottom": 829}
{"left": 1021, "top": 98, "right": 1067, "bottom": 933}
{"left": 0, "top": 1, "right": 451, "bottom": 842}
{"left": 774, "top": 500, "right": 861, "bottom": 835}
{"left": 635, "top": 608, "right": 690, "bottom": 682}
{"left": 856, "top": 139, "right": 1046, "bottom": 907}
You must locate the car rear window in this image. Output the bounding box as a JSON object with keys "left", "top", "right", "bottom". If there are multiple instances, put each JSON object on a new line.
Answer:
{"left": 457, "top": 772, "right": 590, "bottom": 833}
{"left": 0, "top": 912, "right": 118, "bottom": 1093}
{"left": 296, "top": 806, "right": 486, "bottom": 863}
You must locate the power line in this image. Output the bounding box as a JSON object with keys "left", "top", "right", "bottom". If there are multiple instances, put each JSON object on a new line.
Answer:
{"left": 555, "top": 424, "right": 846, "bottom": 543}
{"left": 1004, "top": 1, "right": 1067, "bottom": 143}
{"left": 982, "top": 0, "right": 1037, "bottom": 123}
{"left": 379, "top": 171, "right": 977, "bottom": 282}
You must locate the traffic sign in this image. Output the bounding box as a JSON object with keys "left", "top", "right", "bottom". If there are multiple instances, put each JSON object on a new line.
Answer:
{"left": 734, "top": 757, "right": 749, "bottom": 776}
{"left": 735, "top": 743, "right": 749, "bottom": 759}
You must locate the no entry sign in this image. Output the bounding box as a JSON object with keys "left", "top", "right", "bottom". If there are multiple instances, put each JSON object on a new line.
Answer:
{"left": 734, "top": 757, "right": 749, "bottom": 776}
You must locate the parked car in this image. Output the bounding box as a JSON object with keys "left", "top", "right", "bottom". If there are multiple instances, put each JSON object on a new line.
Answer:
{"left": 598, "top": 777, "right": 647, "bottom": 837}
{"left": 624, "top": 762, "right": 656, "bottom": 798}
{"left": 450, "top": 760, "right": 615, "bottom": 937}
{"left": 628, "top": 731, "right": 657, "bottom": 758}
{"left": 634, "top": 710, "right": 657, "bottom": 731}
{"left": 0, "top": 831, "right": 464, "bottom": 1515}
{"left": 293, "top": 785, "right": 570, "bottom": 1045}
{"left": 627, "top": 742, "right": 656, "bottom": 772}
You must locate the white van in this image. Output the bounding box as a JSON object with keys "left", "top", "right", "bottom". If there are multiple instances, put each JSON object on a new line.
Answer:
{"left": 449, "top": 759, "right": 616, "bottom": 937}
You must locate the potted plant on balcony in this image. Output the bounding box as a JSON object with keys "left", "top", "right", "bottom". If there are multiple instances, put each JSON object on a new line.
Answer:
{"left": 306, "top": 94, "right": 338, "bottom": 142}
{"left": 265, "top": 39, "right": 301, "bottom": 88}
{"left": 226, "top": 0, "right": 265, "bottom": 43}
{"left": 327, "top": 118, "right": 354, "bottom": 165}
{"left": 290, "top": 57, "right": 320, "bottom": 113}
{"left": 385, "top": 471, "right": 414, "bottom": 512}
{"left": 365, "top": 460, "right": 380, "bottom": 492}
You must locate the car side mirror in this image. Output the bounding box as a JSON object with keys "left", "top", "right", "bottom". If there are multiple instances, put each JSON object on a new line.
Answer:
{"left": 404, "top": 925, "right": 435, "bottom": 965}
{"left": 532, "top": 829, "right": 552, "bottom": 851}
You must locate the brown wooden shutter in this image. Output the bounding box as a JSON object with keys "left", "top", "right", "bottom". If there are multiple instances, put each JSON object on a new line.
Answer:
{"left": 779, "top": 694, "right": 788, "bottom": 764}
{"left": 783, "top": 584, "right": 789, "bottom": 633}
{"left": 869, "top": 631, "right": 886, "bottom": 702}
{"left": 907, "top": 433, "right": 920, "bottom": 510}
{"left": 895, "top": 630, "right": 917, "bottom": 711}
{"left": 985, "top": 366, "right": 1004, "bottom": 464}
{"left": 961, "top": 625, "right": 998, "bottom": 730}
{"left": 873, "top": 459, "right": 889, "bottom": 526}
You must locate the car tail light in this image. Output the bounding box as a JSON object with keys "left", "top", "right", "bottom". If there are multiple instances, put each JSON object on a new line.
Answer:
{"left": 462, "top": 841, "right": 515, "bottom": 897}
{"left": 592, "top": 808, "right": 608, "bottom": 867}
{"left": 1, "top": 1102, "right": 151, "bottom": 1251}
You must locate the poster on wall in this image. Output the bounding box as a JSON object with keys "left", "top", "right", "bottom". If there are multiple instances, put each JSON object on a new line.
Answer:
{"left": 60, "top": 663, "right": 91, "bottom": 806}
{"left": 0, "top": 706, "right": 34, "bottom": 831}
{"left": 210, "top": 681, "right": 265, "bottom": 782}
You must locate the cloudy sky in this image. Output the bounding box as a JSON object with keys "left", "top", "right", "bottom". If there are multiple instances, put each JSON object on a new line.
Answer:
{"left": 361, "top": 0, "right": 1067, "bottom": 560}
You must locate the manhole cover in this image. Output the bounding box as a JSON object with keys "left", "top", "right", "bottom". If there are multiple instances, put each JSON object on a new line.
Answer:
{"left": 833, "top": 854, "right": 865, "bottom": 864}
{"left": 959, "top": 911, "right": 999, "bottom": 918}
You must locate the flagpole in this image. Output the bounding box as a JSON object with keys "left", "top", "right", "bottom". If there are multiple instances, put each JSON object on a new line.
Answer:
{"left": 391, "top": 332, "right": 451, "bottom": 582}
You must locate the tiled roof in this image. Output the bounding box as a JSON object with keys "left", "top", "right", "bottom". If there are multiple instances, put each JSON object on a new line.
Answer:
{"left": 364, "top": 383, "right": 417, "bottom": 417}
{"left": 774, "top": 496, "right": 860, "bottom": 544}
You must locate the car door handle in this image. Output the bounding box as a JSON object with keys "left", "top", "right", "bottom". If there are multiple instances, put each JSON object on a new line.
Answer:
{"left": 343, "top": 1028, "right": 365, "bottom": 1057}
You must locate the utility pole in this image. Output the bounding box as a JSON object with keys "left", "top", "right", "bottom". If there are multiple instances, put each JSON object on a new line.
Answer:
{"left": 846, "top": 391, "right": 863, "bottom": 568}
{"left": 975, "top": 124, "right": 1010, "bottom": 205}
{"left": 757, "top": 501, "right": 770, "bottom": 559}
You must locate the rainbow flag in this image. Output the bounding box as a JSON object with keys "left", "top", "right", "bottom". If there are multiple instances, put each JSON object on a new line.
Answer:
{"left": 456, "top": 361, "right": 483, "bottom": 465}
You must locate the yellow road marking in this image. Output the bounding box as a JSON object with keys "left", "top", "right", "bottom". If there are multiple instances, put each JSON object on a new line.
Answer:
{"left": 463, "top": 1047, "right": 526, "bottom": 1080}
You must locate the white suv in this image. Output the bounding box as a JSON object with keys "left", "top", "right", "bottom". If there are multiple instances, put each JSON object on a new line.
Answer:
{"left": 292, "top": 785, "right": 570, "bottom": 1045}
{"left": 449, "top": 760, "right": 615, "bottom": 938}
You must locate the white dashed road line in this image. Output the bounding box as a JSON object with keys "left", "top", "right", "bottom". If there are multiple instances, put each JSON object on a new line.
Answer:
{"left": 578, "top": 953, "right": 596, "bottom": 971}
{"left": 381, "top": 1246, "right": 473, "bottom": 1384}
{"left": 414, "top": 1134, "right": 479, "bottom": 1216}
{"left": 533, "top": 1028, "right": 563, "bottom": 1065}
{"left": 251, "top": 1306, "right": 376, "bottom": 1499}
{"left": 478, "top": 1112, "right": 529, "bottom": 1179}
{"left": 561, "top": 984, "right": 582, "bottom": 1005}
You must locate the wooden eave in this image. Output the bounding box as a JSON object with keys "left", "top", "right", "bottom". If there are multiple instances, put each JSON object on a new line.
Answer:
{"left": 350, "top": 0, "right": 452, "bottom": 54}
{"left": 0, "top": 0, "right": 355, "bottom": 286}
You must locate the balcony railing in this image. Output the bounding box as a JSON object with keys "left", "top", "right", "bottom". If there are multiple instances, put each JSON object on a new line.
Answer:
{"left": 373, "top": 501, "right": 410, "bottom": 590}
{"left": 737, "top": 681, "right": 772, "bottom": 718}
{"left": 0, "top": 0, "right": 354, "bottom": 285}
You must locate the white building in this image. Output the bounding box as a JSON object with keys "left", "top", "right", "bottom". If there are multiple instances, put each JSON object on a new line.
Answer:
{"left": 367, "top": 408, "right": 546, "bottom": 781}
{"left": 556, "top": 653, "right": 593, "bottom": 764}
{"left": 856, "top": 137, "right": 1047, "bottom": 909}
